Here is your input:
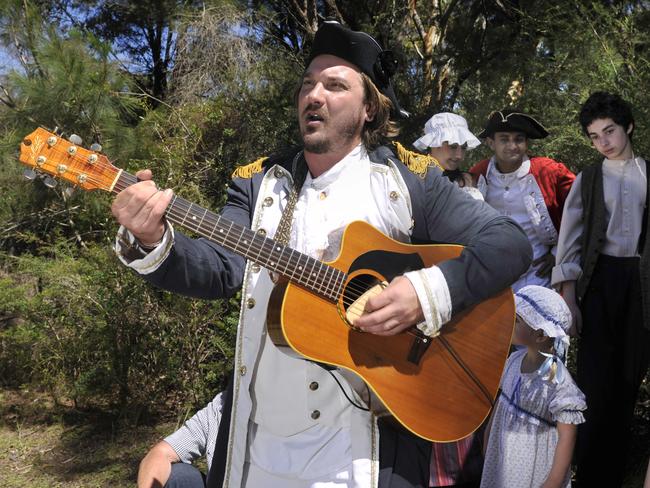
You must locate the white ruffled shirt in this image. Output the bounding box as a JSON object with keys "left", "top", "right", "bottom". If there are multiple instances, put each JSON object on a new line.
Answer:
{"left": 484, "top": 157, "right": 553, "bottom": 290}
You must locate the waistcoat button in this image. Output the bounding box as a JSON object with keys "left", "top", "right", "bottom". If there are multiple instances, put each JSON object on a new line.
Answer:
{"left": 311, "top": 410, "right": 321, "bottom": 419}
{"left": 247, "top": 298, "right": 256, "bottom": 308}
{"left": 309, "top": 381, "right": 319, "bottom": 391}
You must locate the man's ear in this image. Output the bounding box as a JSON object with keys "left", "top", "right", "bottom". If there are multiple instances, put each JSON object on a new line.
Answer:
{"left": 627, "top": 123, "right": 634, "bottom": 134}
{"left": 365, "top": 103, "right": 376, "bottom": 123}
{"left": 486, "top": 137, "right": 495, "bottom": 151}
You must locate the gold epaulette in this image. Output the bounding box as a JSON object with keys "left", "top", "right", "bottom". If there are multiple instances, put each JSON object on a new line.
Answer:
{"left": 231, "top": 156, "right": 268, "bottom": 179}
{"left": 392, "top": 141, "right": 442, "bottom": 178}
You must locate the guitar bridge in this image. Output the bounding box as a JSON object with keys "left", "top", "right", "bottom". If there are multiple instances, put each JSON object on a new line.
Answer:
{"left": 407, "top": 333, "right": 432, "bottom": 365}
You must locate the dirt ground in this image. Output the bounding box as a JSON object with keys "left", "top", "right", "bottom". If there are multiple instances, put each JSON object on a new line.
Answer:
{"left": 0, "top": 388, "right": 647, "bottom": 487}
{"left": 0, "top": 389, "right": 174, "bottom": 487}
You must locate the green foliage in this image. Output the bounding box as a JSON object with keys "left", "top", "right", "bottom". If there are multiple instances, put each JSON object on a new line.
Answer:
{"left": 0, "top": 4, "right": 649, "bottom": 460}
{"left": 0, "top": 7, "right": 143, "bottom": 256}
{"left": 0, "top": 247, "right": 237, "bottom": 417}
{"left": 454, "top": 1, "right": 650, "bottom": 172}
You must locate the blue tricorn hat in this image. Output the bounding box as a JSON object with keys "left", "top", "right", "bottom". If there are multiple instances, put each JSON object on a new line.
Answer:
{"left": 306, "top": 21, "right": 409, "bottom": 119}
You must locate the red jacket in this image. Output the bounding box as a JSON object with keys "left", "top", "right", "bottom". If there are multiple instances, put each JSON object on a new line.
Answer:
{"left": 469, "top": 157, "right": 576, "bottom": 232}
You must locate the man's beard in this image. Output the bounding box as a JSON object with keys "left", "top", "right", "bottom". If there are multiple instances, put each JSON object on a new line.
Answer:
{"left": 301, "top": 114, "right": 364, "bottom": 154}
{"left": 303, "top": 137, "right": 331, "bottom": 154}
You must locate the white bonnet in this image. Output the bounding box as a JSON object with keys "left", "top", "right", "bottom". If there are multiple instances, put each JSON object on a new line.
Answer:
{"left": 515, "top": 285, "right": 572, "bottom": 358}
{"left": 413, "top": 112, "right": 481, "bottom": 151}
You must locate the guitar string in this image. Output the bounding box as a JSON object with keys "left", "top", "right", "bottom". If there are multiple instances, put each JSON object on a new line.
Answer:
{"left": 26, "top": 143, "right": 434, "bottom": 331}
{"left": 116, "top": 172, "right": 480, "bottom": 358}
{"left": 26, "top": 137, "right": 496, "bottom": 405}
{"left": 34, "top": 145, "right": 376, "bottom": 304}
{"left": 111, "top": 176, "right": 377, "bottom": 303}
{"left": 113, "top": 172, "right": 379, "bottom": 303}
{"left": 26, "top": 145, "right": 451, "bottom": 345}
{"left": 28, "top": 143, "right": 350, "bottom": 300}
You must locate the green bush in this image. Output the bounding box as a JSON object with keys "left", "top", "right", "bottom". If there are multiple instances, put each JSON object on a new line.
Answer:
{"left": 0, "top": 246, "right": 237, "bottom": 419}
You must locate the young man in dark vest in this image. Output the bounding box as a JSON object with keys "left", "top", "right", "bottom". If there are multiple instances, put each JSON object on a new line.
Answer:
{"left": 552, "top": 91, "right": 650, "bottom": 487}
{"left": 469, "top": 110, "right": 575, "bottom": 292}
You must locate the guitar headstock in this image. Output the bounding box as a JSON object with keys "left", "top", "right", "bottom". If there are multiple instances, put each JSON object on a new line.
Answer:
{"left": 19, "top": 128, "right": 121, "bottom": 192}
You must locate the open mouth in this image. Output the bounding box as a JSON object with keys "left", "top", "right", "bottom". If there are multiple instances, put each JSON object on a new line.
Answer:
{"left": 305, "top": 112, "right": 324, "bottom": 125}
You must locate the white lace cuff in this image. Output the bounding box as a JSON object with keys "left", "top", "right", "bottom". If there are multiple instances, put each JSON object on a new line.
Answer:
{"left": 404, "top": 266, "right": 452, "bottom": 337}
{"left": 114, "top": 223, "right": 174, "bottom": 274}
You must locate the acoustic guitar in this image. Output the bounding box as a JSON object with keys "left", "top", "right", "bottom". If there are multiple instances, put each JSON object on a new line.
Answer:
{"left": 18, "top": 127, "right": 515, "bottom": 442}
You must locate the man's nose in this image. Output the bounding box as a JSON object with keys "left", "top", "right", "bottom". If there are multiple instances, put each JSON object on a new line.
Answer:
{"left": 306, "top": 82, "right": 325, "bottom": 104}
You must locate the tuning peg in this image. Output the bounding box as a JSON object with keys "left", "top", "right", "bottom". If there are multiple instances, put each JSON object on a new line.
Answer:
{"left": 63, "top": 187, "right": 76, "bottom": 198}
{"left": 53, "top": 126, "right": 62, "bottom": 136}
{"left": 69, "top": 134, "right": 83, "bottom": 146}
{"left": 42, "top": 175, "right": 58, "bottom": 188}
{"left": 23, "top": 168, "right": 38, "bottom": 180}
{"left": 90, "top": 142, "right": 102, "bottom": 152}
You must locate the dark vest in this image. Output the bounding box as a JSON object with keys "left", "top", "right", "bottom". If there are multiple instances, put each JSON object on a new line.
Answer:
{"left": 577, "top": 160, "right": 650, "bottom": 330}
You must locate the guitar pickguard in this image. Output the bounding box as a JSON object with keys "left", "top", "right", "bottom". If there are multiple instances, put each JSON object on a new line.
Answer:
{"left": 347, "top": 249, "right": 425, "bottom": 279}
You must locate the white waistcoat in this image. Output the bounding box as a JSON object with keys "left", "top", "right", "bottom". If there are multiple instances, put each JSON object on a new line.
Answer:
{"left": 222, "top": 148, "right": 414, "bottom": 488}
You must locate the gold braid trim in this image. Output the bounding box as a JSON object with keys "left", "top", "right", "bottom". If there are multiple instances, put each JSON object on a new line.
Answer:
{"left": 392, "top": 141, "right": 442, "bottom": 178}
{"left": 231, "top": 156, "right": 268, "bottom": 179}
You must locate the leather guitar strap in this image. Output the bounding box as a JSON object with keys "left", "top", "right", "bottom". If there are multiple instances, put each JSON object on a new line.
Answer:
{"left": 274, "top": 150, "right": 308, "bottom": 246}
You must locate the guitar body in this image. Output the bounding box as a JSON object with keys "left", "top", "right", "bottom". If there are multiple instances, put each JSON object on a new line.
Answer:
{"left": 267, "top": 220, "right": 514, "bottom": 442}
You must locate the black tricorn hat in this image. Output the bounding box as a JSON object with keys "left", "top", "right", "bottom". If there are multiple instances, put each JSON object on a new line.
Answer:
{"left": 478, "top": 109, "right": 549, "bottom": 139}
{"left": 306, "top": 20, "right": 409, "bottom": 119}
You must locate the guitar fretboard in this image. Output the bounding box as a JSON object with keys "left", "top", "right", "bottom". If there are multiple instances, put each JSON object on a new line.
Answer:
{"left": 113, "top": 172, "right": 345, "bottom": 302}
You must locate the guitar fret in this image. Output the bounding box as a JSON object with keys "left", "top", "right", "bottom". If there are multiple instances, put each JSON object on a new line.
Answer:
{"left": 270, "top": 243, "right": 284, "bottom": 272}
{"left": 306, "top": 257, "right": 319, "bottom": 289}
{"left": 260, "top": 237, "right": 276, "bottom": 270}
{"left": 296, "top": 254, "right": 309, "bottom": 286}
{"left": 187, "top": 204, "right": 201, "bottom": 230}
{"left": 316, "top": 261, "right": 328, "bottom": 295}
{"left": 324, "top": 263, "right": 337, "bottom": 299}
{"left": 197, "top": 208, "right": 208, "bottom": 232}
{"left": 181, "top": 203, "right": 194, "bottom": 225}
{"left": 321, "top": 265, "right": 333, "bottom": 300}
{"left": 252, "top": 234, "right": 267, "bottom": 264}
{"left": 232, "top": 222, "right": 245, "bottom": 254}
{"left": 208, "top": 215, "right": 219, "bottom": 241}
{"left": 334, "top": 270, "right": 345, "bottom": 300}
{"left": 284, "top": 248, "right": 297, "bottom": 280}
{"left": 320, "top": 264, "right": 332, "bottom": 297}
{"left": 222, "top": 220, "right": 235, "bottom": 250}
{"left": 241, "top": 231, "right": 253, "bottom": 258}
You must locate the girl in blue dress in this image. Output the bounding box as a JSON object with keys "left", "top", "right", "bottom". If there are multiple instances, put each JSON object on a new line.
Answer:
{"left": 481, "top": 285, "right": 586, "bottom": 488}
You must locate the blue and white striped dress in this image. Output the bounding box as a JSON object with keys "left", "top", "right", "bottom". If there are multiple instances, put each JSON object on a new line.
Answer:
{"left": 480, "top": 349, "right": 586, "bottom": 488}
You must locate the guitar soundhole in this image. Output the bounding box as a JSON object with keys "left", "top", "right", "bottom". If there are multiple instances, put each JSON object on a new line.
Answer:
{"left": 340, "top": 273, "right": 385, "bottom": 329}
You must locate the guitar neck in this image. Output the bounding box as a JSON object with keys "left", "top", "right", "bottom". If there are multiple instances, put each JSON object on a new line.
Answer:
{"left": 112, "top": 171, "right": 344, "bottom": 302}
